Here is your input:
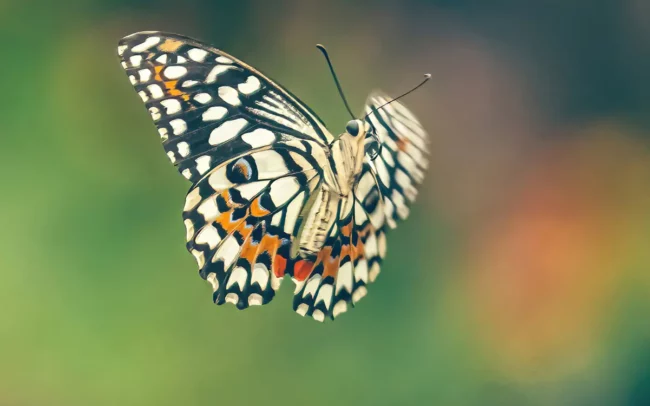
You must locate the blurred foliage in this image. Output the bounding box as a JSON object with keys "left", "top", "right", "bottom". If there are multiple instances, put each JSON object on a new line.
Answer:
{"left": 1, "top": 1, "right": 649, "bottom": 405}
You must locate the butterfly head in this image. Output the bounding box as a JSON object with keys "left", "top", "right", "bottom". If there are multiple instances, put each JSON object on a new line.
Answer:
{"left": 343, "top": 119, "right": 381, "bottom": 161}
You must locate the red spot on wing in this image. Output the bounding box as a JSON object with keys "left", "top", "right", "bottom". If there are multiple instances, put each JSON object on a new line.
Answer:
{"left": 293, "top": 260, "right": 314, "bottom": 281}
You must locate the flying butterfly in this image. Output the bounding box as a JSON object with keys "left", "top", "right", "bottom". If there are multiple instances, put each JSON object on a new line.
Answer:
{"left": 117, "top": 32, "right": 430, "bottom": 322}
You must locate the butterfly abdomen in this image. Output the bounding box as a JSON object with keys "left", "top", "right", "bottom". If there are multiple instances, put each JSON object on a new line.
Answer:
{"left": 296, "top": 186, "right": 340, "bottom": 259}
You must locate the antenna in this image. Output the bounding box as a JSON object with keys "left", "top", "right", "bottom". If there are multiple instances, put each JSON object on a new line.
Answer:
{"left": 316, "top": 44, "right": 356, "bottom": 119}
{"left": 365, "top": 73, "right": 431, "bottom": 119}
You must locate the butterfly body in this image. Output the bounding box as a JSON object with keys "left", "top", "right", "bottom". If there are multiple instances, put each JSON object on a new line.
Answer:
{"left": 118, "top": 32, "right": 429, "bottom": 321}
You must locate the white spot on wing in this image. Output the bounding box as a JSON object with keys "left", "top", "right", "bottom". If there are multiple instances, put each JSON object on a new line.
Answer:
{"left": 164, "top": 66, "right": 188, "bottom": 79}
{"left": 147, "top": 84, "right": 164, "bottom": 99}
{"left": 206, "top": 65, "right": 235, "bottom": 83}
{"left": 129, "top": 55, "right": 143, "bottom": 66}
{"left": 182, "top": 80, "right": 199, "bottom": 88}
{"left": 241, "top": 128, "right": 275, "bottom": 148}
{"left": 215, "top": 235, "right": 240, "bottom": 269}
{"left": 148, "top": 107, "right": 161, "bottom": 121}
{"left": 271, "top": 211, "right": 282, "bottom": 226}
{"left": 195, "top": 225, "right": 221, "bottom": 249}
{"left": 138, "top": 69, "right": 151, "bottom": 82}
{"left": 354, "top": 259, "right": 368, "bottom": 283}
{"left": 312, "top": 310, "right": 325, "bottom": 322}
{"left": 252, "top": 150, "right": 289, "bottom": 178}
{"left": 202, "top": 106, "right": 227, "bottom": 122}
{"left": 188, "top": 48, "right": 209, "bottom": 62}
{"left": 335, "top": 262, "right": 353, "bottom": 294}
{"left": 269, "top": 177, "right": 300, "bottom": 207}
{"left": 131, "top": 36, "right": 161, "bottom": 53}
{"left": 206, "top": 272, "right": 219, "bottom": 291}
{"left": 315, "top": 284, "right": 333, "bottom": 309}
{"left": 208, "top": 167, "right": 233, "bottom": 190}
{"left": 226, "top": 267, "right": 247, "bottom": 290}
{"left": 356, "top": 171, "right": 375, "bottom": 201}
{"left": 169, "top": 119, "right": 187, "bottom": 135}
{"left": 235, "top": 180, "right": 269, "bottom": 200}
{"left": 192, "top": 250, "right": 206, "bottom": 268}
{"left": 216, "top": 56, "right": 233, "bottom": 64}
{"left": 369, "top": 262, "right": 380, "bottom": 282}
{"left": 209, "top": 118, "right": 248, "bottom": 145}
{"left": 194, "top": 93, "right": 212, "bottom": 104}
{"left": 225, "top": 292, "right": 238, "bottom": 305}
{"left": 377, "top": 232, "right": 387, "bottom": 258}
{"left": 296, "top": 303, "right": 309, "bottom": 316}
{"left": 197, "top": 197, "right": 219, "bottom": 221}
{"left": 303, "top": 274, "right": 321, "bottom": 298}
{"left": 252, "top": 263, "right": 269, "bottom": 289}
{"left": 248, "top": 293, "right": 263, "bottom": 306}
{"left": 238, "top": 76, "right": 261, "bottom": 95}
{"left": 160, "top": 99, "right": 181, "bottom": 115}
{"left": 183, "top": 219, "right": 194, "bottom": 241}
{"left": 177, "top": 141, "right": 190, "bottom": 157}
{"left": 184, "top": 188, "right": 201, "bottom": 211}
{"left": 218, "top": 86, "right": 241, "bottom": 106}
{"left": 283, "top": 191, "right": 304, "bottom": 234}
{"left": 195, "top": 155, "right": 211, "bottom": 175}
{"left": 352, "top": 286, "right": 367, "bottom": 303}
{"left": 332, "top": 301, "right": 347, "bottom": 318}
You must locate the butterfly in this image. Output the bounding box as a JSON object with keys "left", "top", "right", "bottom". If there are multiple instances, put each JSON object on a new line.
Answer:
{"left": 117, "top": 31, "right": 429, "bottom": 322}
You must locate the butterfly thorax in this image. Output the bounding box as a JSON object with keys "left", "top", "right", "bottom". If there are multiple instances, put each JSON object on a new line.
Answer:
{"left": 294, "top": 127, "right": 367, "bottom": 259}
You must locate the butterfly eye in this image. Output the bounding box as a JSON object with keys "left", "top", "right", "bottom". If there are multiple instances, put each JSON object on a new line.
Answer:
{"left": 345, "top": 120, "right": 359, "bottom": 137}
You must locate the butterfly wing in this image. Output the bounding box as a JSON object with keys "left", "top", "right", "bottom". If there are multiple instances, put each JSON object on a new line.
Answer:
{"left": 363, "top": 90, "right": 429, "bottom": 228}
{"left": 117, "top": 31, "right": 334, "bottom": 183}
{"left": 183, "top": 144, "right": 324, "bottom": 308}
{"left": 118, "top": 32, "right": 332, "bottom": 308}
{"left": 291, "top": 189, "right": 387, "bottom": 321}
{"left": 289, "top": 92, "right": 429, "bottom": 321}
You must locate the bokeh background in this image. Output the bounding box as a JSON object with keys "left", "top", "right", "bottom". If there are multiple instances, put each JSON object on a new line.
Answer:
{"left": 2, "top": 1, "right": 649, "bottom": 405}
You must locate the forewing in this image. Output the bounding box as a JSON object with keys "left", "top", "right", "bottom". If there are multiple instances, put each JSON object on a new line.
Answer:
{"left": 364, "top": 90, "right": 429, "bottom": 228}
{"left": 117, "top": 31, "right": 334, "bottom": 183}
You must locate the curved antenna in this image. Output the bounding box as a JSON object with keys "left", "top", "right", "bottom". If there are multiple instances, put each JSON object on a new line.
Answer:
{"left": 316, "top": 44, "right": 356, "bottom": 120}
{"left": 365, "top": 73, "right": 431, "bottom": 120}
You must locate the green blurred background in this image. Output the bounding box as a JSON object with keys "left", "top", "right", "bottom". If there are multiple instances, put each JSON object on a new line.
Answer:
{"left": 2, "top": 1, "right": 650, "bottom": 405}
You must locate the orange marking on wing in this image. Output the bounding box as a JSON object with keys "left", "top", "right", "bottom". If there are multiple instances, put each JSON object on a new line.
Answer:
{"left": 153, "top": 66, "right": 164, "bottom": 81}
{"left": 294, "top": 260, "right": 314, "bottom": 281}
{"left": 152, "top": 67, "right": 190, "bottom": 101}
{"left": 239, "top": 235, "right": 258, "bottom": 265}
{"left": 166, "top": 82, "right": 190, "bottom": 102}
{"left": 257, "top": 233, "right": 285, "bottom": 277}
{"left": 158, "top": 39, "right": 183, "bottom": 52}
{"left": 273, "top": 255, "right": 287, "bottom": 278}
{"left": 340, "top": 222, "right": 353, "bottom": 237}
{"left": 250, "top": 198, "right": 270, "bottom": 217}
{"left": 396, "top": 138, "right": 409, "bottom": 152}
{"left": 215, "top": 210, "right": 248, "bottom": 234}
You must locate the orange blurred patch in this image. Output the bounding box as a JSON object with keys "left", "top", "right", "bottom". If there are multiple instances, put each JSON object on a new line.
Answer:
{"left": 464, "top": 123, "right": 650, "bottom": 377}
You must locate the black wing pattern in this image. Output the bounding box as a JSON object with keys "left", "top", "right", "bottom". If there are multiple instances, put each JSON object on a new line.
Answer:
{"left": 288, "top": 92, "right": 428, "bottom": 321}
{"left": 363, "top": 91, "right": 429, "bottom": 228}
{"left": 118, "top": 32, "right": 330, "bottom": 309}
